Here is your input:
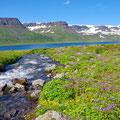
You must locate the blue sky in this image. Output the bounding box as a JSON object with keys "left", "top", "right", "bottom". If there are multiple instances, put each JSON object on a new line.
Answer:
{"left": 1, "top": 0, "right": 120, "bottom": 25}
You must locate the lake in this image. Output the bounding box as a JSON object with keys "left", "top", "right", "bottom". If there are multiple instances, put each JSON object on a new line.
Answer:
{"left": 0, "top": 41, "right": 120, "bottom": 51}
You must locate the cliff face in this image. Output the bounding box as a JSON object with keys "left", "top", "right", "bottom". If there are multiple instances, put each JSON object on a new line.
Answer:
{"left": 23, "top": 21, "right": 68, "bottom": 28}
{"left": 0, "top": 18, "right": 25, "bottom": 28}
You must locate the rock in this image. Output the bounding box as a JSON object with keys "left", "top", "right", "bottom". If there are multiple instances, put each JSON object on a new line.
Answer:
{"left": 27, "top": 90, "right": 41, "bottom": 102}
{"left": 40, "top": 54, "right": 45, "bottom": 57}
{"left": 68, "top": 61, "right": 75, "bottom": 65}
{"left": 53, "top": 73, "right": 64, "bottom": 79}
{"left": 32, "top": 79, "right": 46, "bottom": 90}
{"left": 9, "top": 87, "right": 18, "bottom": 93}
{"left": 73, "top": 70, "right": 78, "bottom": 74}
{"left": 36, "top": 111, "right": 71, "bottom": 120}
{"left": 45, "top": 64, "right": 56, "bottom": 72}
{"left": 0, "top": 84, "right": 13, "bottom": 94}
{"left": 70, "top": 56, "right": 76, "bottom": 59}
{"left": 47, "top": 73, "right": 52, "bottom": 78}
{"left": 14, "top": 83, "right": 25, "bottom": 91}
{"left": 0, "top": 65, "right": 5, "bottom": 72}
{"left": 30, "top": 90, "right": 41, "bottom": 97}
{"left": 11, "top": 78, "right": 28, "bottom": 86}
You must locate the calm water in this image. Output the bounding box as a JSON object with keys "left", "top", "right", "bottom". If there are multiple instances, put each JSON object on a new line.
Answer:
{"left": 0, "top": 41, "right": 120, "bottom": 51}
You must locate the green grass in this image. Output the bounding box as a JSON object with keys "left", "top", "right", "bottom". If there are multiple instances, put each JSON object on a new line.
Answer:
{"left": 0, "top": 26, "right": 54, "bottom": 46}
{"left": 0, "top": 50, "right": 31, "bottom": 66}
{"left": 27, "top": 44, "right": 120, "bottom": 120}
{"left": 0, "top": 44, "right": 120, "bottom": 120}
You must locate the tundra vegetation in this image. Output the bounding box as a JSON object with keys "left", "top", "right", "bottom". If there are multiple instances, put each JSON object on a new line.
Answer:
{"left": 0, "top": 44, "right": 120, "bottom": 120}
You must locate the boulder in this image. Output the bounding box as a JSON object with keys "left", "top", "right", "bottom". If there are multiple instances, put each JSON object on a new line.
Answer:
{"left": 53, "top": 73, "right": 64, "bottom": 79}
{"left": 45, "top": 64, "right": 56, "bottom": 72}
{"left": 36, "top": 111, "right": 71, "bottom": 120}
{"left": 12, "top": 83, "right": 25, "bottom": 91}
{"left": 30, "top": 90, "right": 41, "bottom": 97}
{"left": 47, "top": 73, "right": 52, "bottom": 78}
{"left": 0, "top": 66, "right": 5, "bottom": 72}
{"left": 11, "top": 78, "right": 28, "bottom": 86}
{"left": 9, "top": 87, "right": 18, "bottom": 93}
{"left": 27, "top": 90, "right": 41, "bottom": 102}
{"left": 32, "top": 79, "right": 46, "bottom": 90}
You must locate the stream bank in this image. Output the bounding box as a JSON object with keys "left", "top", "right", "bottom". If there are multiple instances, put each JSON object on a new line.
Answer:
{"left": 0, "top": 54, "right": 61, "bottom": 120}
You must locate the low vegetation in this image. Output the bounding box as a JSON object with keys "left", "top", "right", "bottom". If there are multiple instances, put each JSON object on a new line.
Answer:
{"left": 0, "top": 44, "right": 120, "bottom": 119}
{"left": 0, "top": 50, "right": 30, "bottom": 66}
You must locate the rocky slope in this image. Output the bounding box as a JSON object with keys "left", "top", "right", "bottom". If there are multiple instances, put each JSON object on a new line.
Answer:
{"left": 0, "top": 18, "right": 25, "bottom": 28}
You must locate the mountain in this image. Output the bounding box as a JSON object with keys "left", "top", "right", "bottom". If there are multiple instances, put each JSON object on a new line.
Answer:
{"left": 23, "top": 22, "right": 120, "bottom": 42}
{"left": 0, "top": 18, "right": 120, "bottom": 46}
{"left": 0, "top": 18, "right": 53, "bottom": 45}
{"left": 23, "top": 21, "right": 83, "bottom": 43}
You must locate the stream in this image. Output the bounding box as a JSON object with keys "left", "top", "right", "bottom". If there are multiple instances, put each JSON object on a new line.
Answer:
{"left": 0, "top": 54, "right": 60, "bottom": 120}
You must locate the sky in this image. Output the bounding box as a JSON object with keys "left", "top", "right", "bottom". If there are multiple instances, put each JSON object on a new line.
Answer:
{"left": 1, "top": 0, "right": 120, "bottom": 25}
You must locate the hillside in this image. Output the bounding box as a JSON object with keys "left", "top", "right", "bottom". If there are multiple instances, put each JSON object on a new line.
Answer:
{"left": 0, "top": 18, "right": 120, "bottom": 46}
{"left": 0, "top": 18, "right": 54, "bottom": 46}
{"left": 24, "top": 22, "right": 120, "bottom": 42}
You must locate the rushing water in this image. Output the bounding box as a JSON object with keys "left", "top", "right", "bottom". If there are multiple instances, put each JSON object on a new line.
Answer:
{"left": 0, "top": 54, "right": 60, "bottom": 120}
{"left": 0, "top": 41, "right": 120, "bottom": 51}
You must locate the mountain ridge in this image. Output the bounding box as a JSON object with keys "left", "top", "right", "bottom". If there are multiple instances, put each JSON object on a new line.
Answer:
{"left": 23, "top": 21, "right": 120, "bottom": 36}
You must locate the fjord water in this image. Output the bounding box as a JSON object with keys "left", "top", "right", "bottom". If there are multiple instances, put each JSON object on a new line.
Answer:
{"left": 0, "top": 41, "right": 120, "bottom": 51}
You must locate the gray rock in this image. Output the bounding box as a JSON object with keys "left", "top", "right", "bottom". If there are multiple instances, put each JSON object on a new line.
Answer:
{"left": 70, "top": 56, "right": 76, "bottom": 59}
{"left": 11, "top": 78, "right": 28, "bottom": 86}
{"left": 53, "top": 73, "right": 64, "bottom": 79}
{"left": 73, "top": 70, "right": 78, "bottom": 74}
{"left": 27, "top": 90, "right": 41, "bottom": 102}
{"left": 30, "top": 90, "right": 41, "bottom": 97}
{"left": 32, "top": 79, "right": 46, "bottom": 90}
{"left": 45, "top": 64, "right": 56, "bottom": 72}
{"left": 13, "top": 83, "right": 25, "bottom": 91}
{"left": 9, "top": 87, "right": 18, "bottom": 93}
{"left": 36, "top": 111, "right": 71, "bottom": 120}
{"left": 47, "top": 73, "right": 52, "bottom": 78}
{"left": 68, "top": 61, "right": 75, "bottom": 65}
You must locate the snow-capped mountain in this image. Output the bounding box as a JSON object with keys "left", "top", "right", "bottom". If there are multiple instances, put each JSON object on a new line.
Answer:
{"left": 23, "top": 22, "right": 120, "bottom": 37}
{"left": 70, "top": 25, "right": 120, "bottom": 36}
{"left": 23, "top": 21, "right": 68, "bottom": 33}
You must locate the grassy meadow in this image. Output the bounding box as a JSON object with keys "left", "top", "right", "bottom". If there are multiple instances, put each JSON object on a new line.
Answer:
{"left": 0, "top": 44, "right": 120, "bottom": 120}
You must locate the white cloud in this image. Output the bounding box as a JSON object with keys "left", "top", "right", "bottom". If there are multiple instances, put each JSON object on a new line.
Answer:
{"left": 64, "top": 0, "right": 71, "bottom": 5}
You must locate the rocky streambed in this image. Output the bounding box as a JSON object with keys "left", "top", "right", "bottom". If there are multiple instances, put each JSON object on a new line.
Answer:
{"left": 0, "top": 54, "right": 61, "bottom": 120}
